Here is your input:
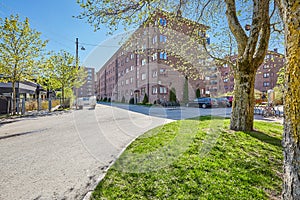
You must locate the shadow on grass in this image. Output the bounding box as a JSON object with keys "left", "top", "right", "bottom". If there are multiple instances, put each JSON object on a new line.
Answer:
{"left": 245, "top": 131, "right": 282, "bottom": 147}
{"left": 186, "top": 116, "right": 282, "bottom": 148}
{"left": 185, "top": 115, "right": 230, "bottom": 121}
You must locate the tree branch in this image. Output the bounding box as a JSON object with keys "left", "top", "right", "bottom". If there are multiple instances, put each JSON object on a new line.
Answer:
{"left": 253, "top": 0, "right": 270, "bottom": 67}
{"left": 224, "top": 0, "right": 248, "bottom": 55}
{"left": 243, "top": 0, "right": 262, "bottom": 61}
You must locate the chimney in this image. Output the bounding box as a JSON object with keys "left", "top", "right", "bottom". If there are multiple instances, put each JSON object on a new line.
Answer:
{"left": 274, "top": 48, "right": 278, "bottom": 53}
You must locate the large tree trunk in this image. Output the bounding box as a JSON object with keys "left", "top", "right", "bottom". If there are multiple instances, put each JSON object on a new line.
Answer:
{"left": 280, "top": 0, "right": 300, "bottom": 198}
{"left": 230, "top": 63, "right": 256, "bottom": 131}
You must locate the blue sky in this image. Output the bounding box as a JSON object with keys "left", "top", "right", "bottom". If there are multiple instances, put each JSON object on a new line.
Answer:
{"left": 0, "top": 0, "right": 124, "bottom": 71}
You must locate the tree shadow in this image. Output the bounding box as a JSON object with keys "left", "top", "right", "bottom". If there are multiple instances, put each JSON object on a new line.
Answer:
{"left": 245, "top": 130, "right": 282, "bottom": 147}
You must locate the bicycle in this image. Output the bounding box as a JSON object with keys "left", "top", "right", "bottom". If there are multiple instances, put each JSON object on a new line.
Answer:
{"left": 262, "top": 103, "right": 278, "bottom": 117}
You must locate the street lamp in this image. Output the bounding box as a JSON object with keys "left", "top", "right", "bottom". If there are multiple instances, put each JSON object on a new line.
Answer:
{"left": 75, "top": 38, "right": 85, "bottom": 109}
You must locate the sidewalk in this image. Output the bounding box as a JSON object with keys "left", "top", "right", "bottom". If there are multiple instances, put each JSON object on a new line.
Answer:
{"left": 254, "top": 114, "right": 283, "bottom": 124}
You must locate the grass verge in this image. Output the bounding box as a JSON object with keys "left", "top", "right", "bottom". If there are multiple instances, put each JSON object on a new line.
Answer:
{"left": 92, "top": 116, "right": 283, "bottom": 200}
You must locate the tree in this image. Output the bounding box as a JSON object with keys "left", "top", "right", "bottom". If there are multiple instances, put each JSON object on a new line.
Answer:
{"left": 196, "top": 88, "right": 201, "bottom": 98}
{"left": 183, "top": 76, "right": 189, "bottom": 104}
{"left": 48, "top": 50, "right": 87, "bottom": 107}
{"left": 36, "top": 53, "right": 61, "bottom": 98}
{"left": 76, "top": 0, "right": 278, "bottom": 131}
{"left": 275, "top": 0, "right": 300, "bottom": 198}
{"left": 142, "top": 93, "right": 149, "bottom": 104}
{"left": 0, "top": 15, "right": 47, "bottom": 114}
{"left": 169, "top": 87, "right": 177, "bottom": 102}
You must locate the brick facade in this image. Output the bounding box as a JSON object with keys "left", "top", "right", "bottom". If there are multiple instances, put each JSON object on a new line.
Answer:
{"left": 217, "top": 50, "right": 284, "bottom": 94}
{"left": 96, "top": 11, "right": 211, "bottom": 104}
{"left": 77, "top": 67, "right": 95, "bottom": 97}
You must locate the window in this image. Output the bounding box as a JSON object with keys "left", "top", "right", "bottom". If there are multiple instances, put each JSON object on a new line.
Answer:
{"left": 159, "top": 68, "right": 166, "bottom": 74}
{"left": 263, "top": 73, "right": 270, "bottom": 78}
{"left": 126, "top": 68, "right": 129, "bottom": 73}
{"left": 160, "top": 35, "right": 167, "bottom": 43}
{"left": 152, "top": 71, "right": 157, "bottom": 77}
{"left": 152, "top": 86, "right": 158, "bottom": 94}
{"left": 159, "top": 52, "right": 167, "bottom": 60}
{"left": 198, "top": 31, "right": 206, "bottom": 38}
{"left": 130, "top": 66, "right": 134, "bottom": 71}
{"left": 130, "top": 53, "right": 134, "bottom": 60}
{"left": 141, "top": 73, "right": 146, "bottom": 80}
{"left": 152, "top": 53, "right": 157, "bottom": 61}
{"left": 224, "top": 63, "right": 228, "bottom": 68}
{"left": 130, "top": 77, "right": 133, "bottom": 83}
{"left": 125, "top": 79, "right": 129, "bottom": 85}
{"left": 142, "top": 58, "right": 147, "bottom": 66}
{"left": 263, "top": 64, "right": 269, "bottom": 69}
{"left": 159, "top": 18, "right": 167, "bottom": 26}
{"left": 141, "top": 87, "right": 145, "bottom": 95}
{"left": 126, "top": 57, "right": 129, "bottom": 63}
{"left": 224, "top": 78, "right": 229, "bottom": 83}
{"left": 159, "top": 86, "right": 167, "bottom": 94}
{"left": 152, "top": 36, "right": 157, "bottom": 44}
{"left": 263, "top": 82, "right": 270, "bottom": 87}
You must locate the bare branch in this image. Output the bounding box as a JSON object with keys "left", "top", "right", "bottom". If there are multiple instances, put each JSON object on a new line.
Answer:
{"left": 202, "top": 41, "right": 235, "bottom": 70}
{"left": 224, "top": 0, "right": 248, "bottom": 55}
{"left": 253, "top": 0, "right": 271, "bottom": 66}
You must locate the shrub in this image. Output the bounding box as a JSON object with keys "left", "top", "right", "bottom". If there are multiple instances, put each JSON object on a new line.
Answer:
{"left": 129, "top": 97, "right": 135, "bottom": 104}
{"left": 142, "top": 93, "right": 149, "bottom": 104}
{"left": 196, "top": 88, "right": 201, "bottom": 98}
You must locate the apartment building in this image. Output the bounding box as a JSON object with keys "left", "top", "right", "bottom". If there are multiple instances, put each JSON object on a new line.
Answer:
{"left": 217, "top": 50, "right": 284, "bottom": 94}
{"left": 78, "top": 67, "right": 95, "bottom": 98}
{"left": 96, "top": 11, "right": 212, "bottom": 104}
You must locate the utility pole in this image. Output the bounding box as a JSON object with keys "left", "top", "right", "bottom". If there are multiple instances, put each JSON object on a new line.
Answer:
{"left": 75, "top": 38, "right": 85, "bottom": 109}
{"left": 75, "top": 38, "right": 79, "bottom": 109}
{"left": 76, "top": 38, "right": 79, "bottom": 69}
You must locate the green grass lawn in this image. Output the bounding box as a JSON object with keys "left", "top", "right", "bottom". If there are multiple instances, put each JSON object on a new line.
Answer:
{"left": 92, "top": 116, "right": 283, "bottom": 200}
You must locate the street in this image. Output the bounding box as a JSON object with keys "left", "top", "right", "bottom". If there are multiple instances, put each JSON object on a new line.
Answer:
{"left": 0, "top": 104, "right": 174, "bottom": 200}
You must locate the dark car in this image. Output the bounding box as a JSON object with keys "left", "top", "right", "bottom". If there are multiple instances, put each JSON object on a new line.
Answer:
{"left": 216, "top": 97, "right": 231, "bottom": 107}
{"left": 191, "top": 97, "right": 218, "bottom": 108}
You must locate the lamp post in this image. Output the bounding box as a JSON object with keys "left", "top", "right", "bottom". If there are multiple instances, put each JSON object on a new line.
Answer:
{"left": 75, "top": 38, "right": 85, "bottom": 109}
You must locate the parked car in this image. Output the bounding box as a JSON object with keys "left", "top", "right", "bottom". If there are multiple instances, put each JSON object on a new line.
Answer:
{"left": 189, "top": 97, "right": 218, "bottom": 108}
{"left": 223, "top": 96, "right": 233, "bottom": 106}
{"left": 158, "top": 99, "right": 180, "bottom": 107}
{"left": 216, "top": 97, "right": 231, "bottom": 107}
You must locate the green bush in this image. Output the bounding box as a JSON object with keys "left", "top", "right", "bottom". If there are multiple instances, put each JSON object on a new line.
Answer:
{"left": 196, "top": 88, "right": 201, "bottom": 98}
{"left": 129, "top": 97, "right": 135, "bottom": 104}
{"left": 142, "top": 93, "right": 149, "bottom": 104}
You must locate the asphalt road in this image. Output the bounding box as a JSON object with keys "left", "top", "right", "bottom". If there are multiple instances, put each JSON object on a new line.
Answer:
{"left": 0, "top": 104, "right": 175, "bottom": 200}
